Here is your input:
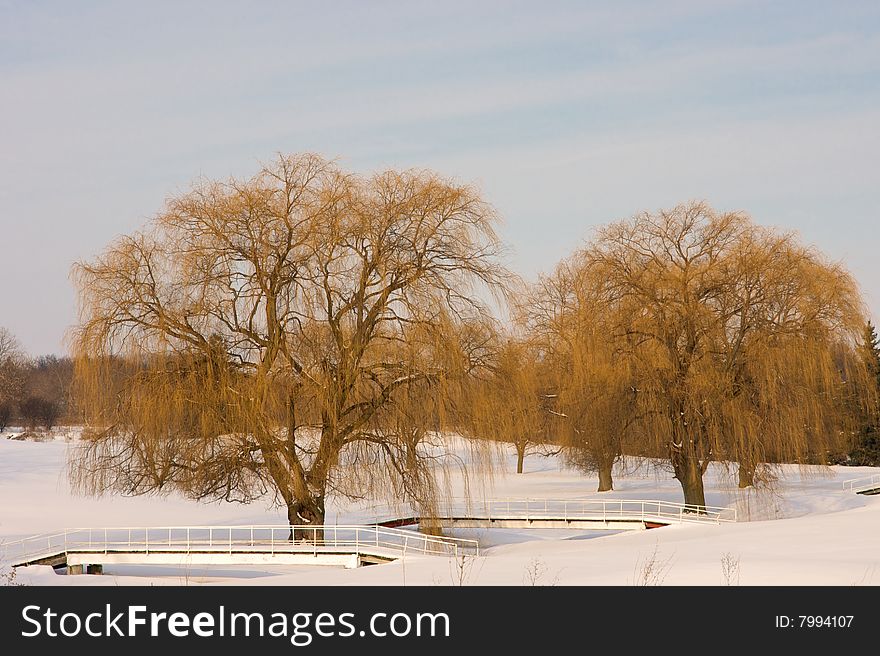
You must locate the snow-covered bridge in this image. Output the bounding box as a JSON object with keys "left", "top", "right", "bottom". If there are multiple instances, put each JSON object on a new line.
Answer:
{"left": 2, "top": 524, "right": 479, "bottom": 574}
{"left": 373, "top": 498, "right": 737, "bottom": 531}
{"left": 2, "top": 498, "right": 737, "bottom": 574}
{"left": 842, "top": 474, "right": 880, "bottom": 495}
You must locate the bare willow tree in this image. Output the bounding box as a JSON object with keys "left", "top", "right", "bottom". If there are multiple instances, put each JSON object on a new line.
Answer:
{"left": 558, "top": 333, "right": 638, "bottom": 492}
{"left": 463, "top": 337, "right": 553, "bottom": 474}
{"left": 0, "top": 328, "right": 22, "bottom": 362}
{"left": 525, "top": 263, "right": 637, "bottom": 491}
{"left": 0, "top": 327, "right": 25, "bottom": 428}
{"left": 540, "top": 202, "right": 872, "bottom": 507}
{"left": 71, "top": 154, "right": 508, "bottom": 534}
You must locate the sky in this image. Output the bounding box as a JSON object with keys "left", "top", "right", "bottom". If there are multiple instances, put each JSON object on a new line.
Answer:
{"left": 1, "top": 0, "right": 878, "bottom": 355}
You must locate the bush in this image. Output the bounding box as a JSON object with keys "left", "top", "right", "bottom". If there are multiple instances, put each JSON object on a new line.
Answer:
{"left": 849, "top": 429, "right": 880, "bottom": 467}
{"left": 18, "top": 396, "right": 60, "bottom": 431}
{"left": 0, "top": 401, "right": 12, "bottom": 431}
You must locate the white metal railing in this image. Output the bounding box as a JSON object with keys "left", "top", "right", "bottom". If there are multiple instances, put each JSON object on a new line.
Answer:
{"left": 842, "top": 473, "right": 880, "bottom": 493}
{"left": 0, "top": 524, "right": 479, "bottom": 567}
{"left": 371, "top": 498, "right": 737, "bottom": 526}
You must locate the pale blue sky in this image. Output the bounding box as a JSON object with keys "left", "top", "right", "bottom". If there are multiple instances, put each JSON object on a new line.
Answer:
{"left": 1, "top": 0, "right": 878, "bottom": 354}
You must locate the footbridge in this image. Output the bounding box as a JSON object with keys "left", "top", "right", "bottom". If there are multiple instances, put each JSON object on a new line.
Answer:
{"left": 842, "top": 474, "right": 880, "bottom": 495}
{"left": 373, "top": 498, "right": 737, "bottom": 531}
{"left": 1, "top": 524, "right": 479, "bottom": 574}
{"left": 2, "top": 498, "right": 737, "bottom": 575}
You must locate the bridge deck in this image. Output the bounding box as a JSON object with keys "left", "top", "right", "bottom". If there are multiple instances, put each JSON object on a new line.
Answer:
{"left": 378, "top": 515, "right": 657, "bottom": 530}
{"left": 16, "top": 544, "right": 403, "bottom": 571}
{"left": 372, "top": 498, "right": 736, "bottom": 530}
{"left": 2, "top": 499, "right": 737, "bottom": 573}
{"left": 2, "top": 524, "right": 478, "bottom": 572}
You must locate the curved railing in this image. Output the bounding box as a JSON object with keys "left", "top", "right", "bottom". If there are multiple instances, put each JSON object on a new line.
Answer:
{"left": 842, "top": 474, "right": 880, "bottom": 493}
{"left": 2, "top": 498, "right": 740, "bottom": 568}
{"left": 1, "top": 524, "right": 480, "bottom": 567}
{"left": 371, "top": 497, "right": 737, "bottom": 526}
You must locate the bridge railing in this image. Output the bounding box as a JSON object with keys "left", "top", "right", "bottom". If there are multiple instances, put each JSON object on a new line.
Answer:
{"left": 482, "top": 498, "right": 736, "bottom": 523}
{"left": 372, "top": 498, "right": 737, "bottom": 525}
{"left": 842, "top": 473, "right": 880, "bottom": 493}
{"left": 0, "top": 524, "right": 480, "bottom": 567}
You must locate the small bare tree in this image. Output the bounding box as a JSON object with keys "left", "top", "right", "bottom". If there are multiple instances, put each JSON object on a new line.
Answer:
{"left": 633, "top": 543, "right": 674, "bottom": 586}
{"left": 71, "top": 154, "right": 509, "bottom": 536}
{"left": 448, "top": 552, "right": 482, "bottom": 586}
{"left": 0, "top": 566, "right": 22, "bottom": 586}
{"left": 522, "top": 556, "right": 559, "bottom": 586}
{"left": 721, "top": 552, "right": 740, "bottom": 585}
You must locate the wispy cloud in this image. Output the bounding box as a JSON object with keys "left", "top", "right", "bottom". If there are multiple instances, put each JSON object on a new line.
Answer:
{"left": 1, "top": 0, "right": 879, "bottom": 353}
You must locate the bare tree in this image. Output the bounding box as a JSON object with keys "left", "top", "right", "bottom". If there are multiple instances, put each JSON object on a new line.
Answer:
{"left": 0, "top": 327, "right": 24, "bottom": 402}
{"left": 0, "top": 328, "right": 22, "bottom": 362}
{"left": 71, "top": 154, "right": 509, "bottom": 535}
{"left": 525, "top": 262, "right": 638, "bottom": 491}
{"left": 522, "top": 557, "right": 559, "bottom": 586}
{"left": 721, "top": 552, "right": 741, "bottom": 585}
{"left": 0, "top": 331, "right": 76, "bottom": 430}
{"left": 463, "top": 337, "right": 552, "bottom": 474}
{"left": 27, "top": 356, "right": 74, "bottom": 418}
{"left": 633, "top": 542, "right": 674, "bottom": 586}
{"left": 0, "top": 402, "right": 11, "bottom": 432}
{"left": 540, "top": 202, "right": 872, "bottom": 507}
{"left": 557, "top": 330, "right": 638, "bottom": 491}
{"left": 0, "top": 328, "right": 26, "bottom": 428}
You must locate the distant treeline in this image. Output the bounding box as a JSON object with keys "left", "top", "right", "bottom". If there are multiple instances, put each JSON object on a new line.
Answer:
{"left": 0, "top": 329, "right": 74, "bottom": 431}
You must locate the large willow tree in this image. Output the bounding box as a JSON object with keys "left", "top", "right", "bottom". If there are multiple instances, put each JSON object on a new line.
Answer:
{"left": 71, "top": 154, "right": 508, "bottom": 533}
{"left": 539, "top": 202, "right": 872, "bottom": 507}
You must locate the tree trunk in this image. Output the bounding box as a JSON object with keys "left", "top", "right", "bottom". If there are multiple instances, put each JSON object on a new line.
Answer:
{"left": 515, "top": 442, "right": 526, "bottom": 474}
{"left": 287, "top": 495, "right": 326, "bottom": 542}
{"left": 738, "top": 461, "right": 755, "bottom": 488}
{"left": 679, "top": 471, "right": 707, "bottom": 510}
{"left": 418, "top": 519, "right": 444, "bottom": 536}
{"left": 669, "top": 401, "right": 709, "bottom": 510}
{"left": 597, "top": 456, "right": 614, "bottom": 492}
{"left": 671, "top": 446, "right": 707, "bottom": 510}
{"left": 283, "top": 397, "right": 327, "bottom": 541}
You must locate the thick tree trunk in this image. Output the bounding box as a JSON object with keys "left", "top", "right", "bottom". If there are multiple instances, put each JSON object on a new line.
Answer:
{"left": 671, "top": 447, "right": 707, "bottom": 510}
{"left": 515, "top": 443, "right": 526, "bottom": 474}
{"left": 738, "top": 461, "right": 755, "bottom": 488}
{"left": 418, "top": 519, "right": 444, "bottom": 536}
{"left": 597, "top": 456, "right": 614, "bottom": 492}
{"left": 679, "top": 471, "right": 707, "bottom": 510}
{"left": 283, "top": 398, "right": 327, "bottom": 541}
{"left": 669, "top": 399, "right": 709, "bottom": 510}
{"left": 593, "top": 452, "right": 617, "bottom": 492}
{"left": 287, "top": 495, "right": 326, "bottom": 542}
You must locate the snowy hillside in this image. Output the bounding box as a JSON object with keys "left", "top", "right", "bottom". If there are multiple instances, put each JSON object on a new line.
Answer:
{"left": 1, "top": 437, "right": 878, "bottom": 586}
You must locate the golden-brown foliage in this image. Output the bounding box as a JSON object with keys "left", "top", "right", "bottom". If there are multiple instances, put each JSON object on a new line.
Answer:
{"left": 460, "top": 338, "right": 553, "bottom": 474}
{"left": 70, "top": 154, "right": 510, "bottom": 528}
{"left": 529, "top": 201, "right": 873, "bottom": 505}
{"left": 525, "top": 254, "right": 639, "bottom": 491}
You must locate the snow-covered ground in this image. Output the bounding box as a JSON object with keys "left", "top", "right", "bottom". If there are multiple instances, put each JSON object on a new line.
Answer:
{"left": 1, "top": 436, "right": 878, "bottom": 586}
